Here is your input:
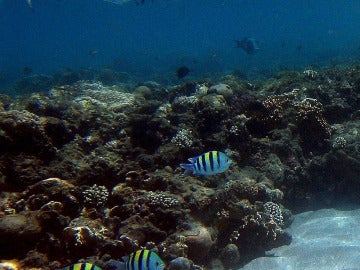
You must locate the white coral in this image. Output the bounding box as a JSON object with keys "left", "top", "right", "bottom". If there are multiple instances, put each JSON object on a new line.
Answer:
{"left": 171, "top": 129, "right": 194, "bottom": 148}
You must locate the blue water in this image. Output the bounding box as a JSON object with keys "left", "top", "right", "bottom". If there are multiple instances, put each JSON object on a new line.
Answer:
{"left": 1, "top": 0, "right": 360, "bottom": 91}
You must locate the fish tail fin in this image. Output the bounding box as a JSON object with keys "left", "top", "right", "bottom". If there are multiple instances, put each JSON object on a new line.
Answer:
{"left": 180, "top": 163, "right": 194, "bottom": 175}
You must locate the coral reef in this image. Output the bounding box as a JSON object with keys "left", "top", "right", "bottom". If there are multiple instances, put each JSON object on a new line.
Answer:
{"left": 1, "top": 64, "right": 360, "bottom": 269}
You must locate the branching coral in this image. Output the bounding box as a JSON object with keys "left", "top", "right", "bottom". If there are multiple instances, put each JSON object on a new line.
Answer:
{"left": 263, "top": 202, "right": 284, "bottom": 226}
{"left": 82, "top": 184, "right": 109, "bottom": 207}
{"left": 146, "top": 191, "right": 180, "bottom": 209}
{"left": 171, "top": 129, "right": 194, "bottom": 148}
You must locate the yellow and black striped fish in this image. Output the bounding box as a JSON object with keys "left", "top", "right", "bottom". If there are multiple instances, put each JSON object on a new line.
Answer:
{"left": 58, "top": 263, "right": 102, "bottom": 270}
{"left": 126, "top": 250, "right": 165, "bottom": 270}
{"left": 180, "top": 151, "right": 232, "bottom": 176}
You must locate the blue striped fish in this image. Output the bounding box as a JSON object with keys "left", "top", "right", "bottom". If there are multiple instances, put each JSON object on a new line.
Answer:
{"left": 126, "top": 250, "right": 164, "bottom": 270}
{"left": 58, "top": 263, "right": 102, "bottom": 270}
{"left": 180, "top": 151, "right": 232, "bottom": 176}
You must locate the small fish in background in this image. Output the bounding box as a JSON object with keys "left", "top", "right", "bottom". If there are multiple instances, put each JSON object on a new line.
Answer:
{"left": 104, "top": 0, "right": 132, "bottom": 5}
{"left": 88, "top": 50, "right": 99, "bottom": 56}
{"left": 235, "top": 37, "right": 260, "bottom": 55}
{"left": 22, "top": 66, "right": 32, "bottom": 75}
{"left": 296, "top": 44, "right": 303, "bottom": 52}
{"left": 104, "top": 0, "right": 153, "bottom": 5}
{"left": 58, "top": 263, "right": 102, "bottom": 270}
{"left": 26, "top": 0, "right": 35, "bottom": 11}
{"left": 180, "top": 151, "right": 232, "bottom": 176}
{"left": 125, "top": 250, "right": 165, "bottom": 270}
{"left": 176, "top": 66, "right": 190, "bottom": 79}
{"left": 135, "top": 0, "right": 155, "bottom": 5}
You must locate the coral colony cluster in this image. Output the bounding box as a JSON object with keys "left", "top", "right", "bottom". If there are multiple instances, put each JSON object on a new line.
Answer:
{"left": 83, "top": 184, "right": 109, "bottom": 207}
{"left": 171, "top": 129, "right": 195, "bottom": 149}
{"left": 1, "top": 65, "right": 360, "bottom": 269}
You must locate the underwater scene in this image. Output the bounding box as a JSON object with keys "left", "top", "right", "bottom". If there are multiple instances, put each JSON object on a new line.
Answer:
{"left": 1, "top": 0, "right": 360, "bottom": 269}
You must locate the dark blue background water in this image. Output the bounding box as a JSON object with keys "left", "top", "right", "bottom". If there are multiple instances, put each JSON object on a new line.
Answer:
{"left": 1, "top": 0, "right": 360, "bottom": 91}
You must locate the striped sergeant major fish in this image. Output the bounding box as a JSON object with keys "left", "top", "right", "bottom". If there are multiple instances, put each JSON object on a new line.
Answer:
{"left": 180, "top": 151, "right": 232, "bottom": 176}
{"left": 126, "top": 250, "right": 165, "bottom": 270}
{"left": 58, "top": 263, "right": 102, "bottom": 270}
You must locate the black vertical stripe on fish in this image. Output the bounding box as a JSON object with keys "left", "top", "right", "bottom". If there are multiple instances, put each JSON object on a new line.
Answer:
{"left": 216, "top": 151, "right": 220, "bottom": 168}
{"left": 209, "top": 151, "right": 214, "bottom": 171}
{"left": 201, "top": 154, "right": 207, "bottom": 172}
{"left": 90, "top": 265, "right": 97, "bottom": 270}
{"left": 138, "top": 249, "right": 145, "bottom": 270}
{"left": 130, "top": 251, "right": 136, "bottom": 270}
{"left": 146, "top": 251, "right": 152, "bottom": 269}
{"left": 196, "top": 158, "right": 201, "bottom": 171}
{"left": 80, "top": 263, "right": 86, "bottom": 270}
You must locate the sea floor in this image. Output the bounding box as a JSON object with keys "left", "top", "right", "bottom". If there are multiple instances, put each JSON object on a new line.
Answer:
{"left": 241, "top": 207, "right": 360, "bottom": 270}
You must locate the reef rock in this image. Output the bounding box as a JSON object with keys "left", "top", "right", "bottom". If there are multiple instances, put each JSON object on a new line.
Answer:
{"left": 120, "top": 215, "right": 167, "bottom": 245}
{"left": 0, "top": 211, "right": 42, "bottom": 258}
{"left": 184, "top": 222, "right": 214, "bottom": 261}
{"left": 0, "top": 110, "right": 55, "bottom": 157}
{"left": 220, "top": 243, "right": 240, "bottom": 268}
{"left": 63, "top": 217, "right": 110, "bottom": 257}
{"left": 209, "top": 83, "right": 233, "bottom": 98}
{"left": 168, "top": 257, "right": 192, "bottom": 270}
{"left": 24, "top": 178, "right": 81, "bottom": 218}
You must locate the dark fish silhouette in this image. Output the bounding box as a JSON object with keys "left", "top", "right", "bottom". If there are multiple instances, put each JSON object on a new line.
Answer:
{"left": 26, "top": 0, "right": 152, "bottom": 8}
{"left": 104, "top": 0, "right": 153, "bottom": 5}
{"left": 135, "top": 0, "right": 155, "bottom": 4}
{"left": 296, "top": 44, "right": 303, "bottom": 52}
{"left": 176, "top": 66, "right": 190, "bottom": 79}
{"left": 22, "top": 67, "right": 32, "bottom": 75}
{"left": 235, "top": 37, "right": 260, "bottom": 55}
